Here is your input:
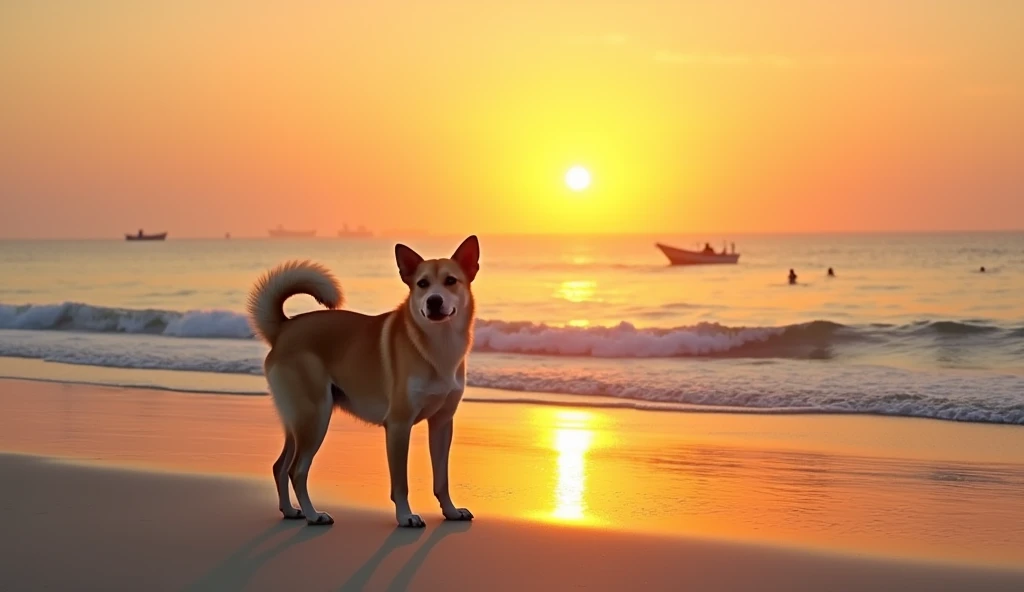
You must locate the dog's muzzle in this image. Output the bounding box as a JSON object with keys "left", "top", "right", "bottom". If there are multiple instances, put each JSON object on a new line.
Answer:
{"left": 424, "top": 294, "right": 455, "bottom": 322}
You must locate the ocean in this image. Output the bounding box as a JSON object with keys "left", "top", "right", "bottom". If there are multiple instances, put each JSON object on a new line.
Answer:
{"left": 1, "top": 232, "right": 1022, "bottom": 424}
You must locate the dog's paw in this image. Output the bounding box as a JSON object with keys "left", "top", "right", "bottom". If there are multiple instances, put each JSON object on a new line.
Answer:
{"left": 280, "top": 507, "right": 305, "bottom": 520}
{"left": 397, "top": 514, "right": 426, "bottom": 528}
{"left": 305, "top": 512, "right": 334, "bottom": 526}
{"left": 443, "top": 508, "right": 474, "bottom": 521}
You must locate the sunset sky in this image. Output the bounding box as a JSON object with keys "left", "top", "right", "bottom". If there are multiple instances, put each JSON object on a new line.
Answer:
{"left": 1, "top": 0, "right": 1022, "bottom": 238}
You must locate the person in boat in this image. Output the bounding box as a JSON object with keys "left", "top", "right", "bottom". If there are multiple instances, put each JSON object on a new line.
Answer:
{"left": 702, "top": 242, "right": 715, "bottom": 255}
{"left": 788, "top": 269, "right": 798, "bottom": 284}
{"left": 827, "top": 267, "right": 835, "bottom": 277}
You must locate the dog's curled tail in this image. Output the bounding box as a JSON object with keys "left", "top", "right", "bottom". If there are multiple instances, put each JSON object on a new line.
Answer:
{"left": 246, "top": 260, "right": 344, "bottom": 345}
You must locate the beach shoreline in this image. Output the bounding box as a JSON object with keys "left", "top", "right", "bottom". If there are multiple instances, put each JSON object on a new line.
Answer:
{"left": 2, "top": 377, "right": 1024, "bottom": 575}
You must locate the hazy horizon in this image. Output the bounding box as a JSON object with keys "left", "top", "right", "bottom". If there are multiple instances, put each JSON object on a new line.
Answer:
{"left": 2, "top": 1, "right": 1022, "bottom": 239}
{"left": 2, "top": 227, "right": 1023, "bottom": 242}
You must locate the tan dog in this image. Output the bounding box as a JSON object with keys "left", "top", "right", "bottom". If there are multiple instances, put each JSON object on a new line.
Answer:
{"left": 246, "top": 236, "right": 480, "bottom": 528}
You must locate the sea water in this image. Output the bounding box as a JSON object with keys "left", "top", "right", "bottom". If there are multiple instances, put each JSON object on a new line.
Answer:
{"left": 1, "top": 232, "right": 1022, "bottom": 424}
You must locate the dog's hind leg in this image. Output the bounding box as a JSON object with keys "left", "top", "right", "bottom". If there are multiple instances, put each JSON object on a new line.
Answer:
{"left": 288, "top": 395, "right": 334, "bottom": 526}
{"left": 273, "top": 433, "right": 303, "bottom": 519}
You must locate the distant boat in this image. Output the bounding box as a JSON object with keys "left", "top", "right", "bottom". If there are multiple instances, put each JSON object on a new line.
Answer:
{"left": 337, "top": 224, "right": 374, "bottom": 238}
{"left": 656, "top": 242, "right": 740, "bottom": 265}
{"left": 268, "top": 225, "right": 316, "bottom": 238}
{"left": 125, "top": 230, "right": 167, "bottom": 241}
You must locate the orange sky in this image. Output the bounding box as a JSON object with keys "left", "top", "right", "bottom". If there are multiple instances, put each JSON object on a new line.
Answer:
{"left": 1, "top": 0, "right": 1022, "bottom": 238}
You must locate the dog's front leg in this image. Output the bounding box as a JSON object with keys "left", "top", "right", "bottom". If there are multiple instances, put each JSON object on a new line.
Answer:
{"left": 428, "top": 415, "right": 474, "bottom": 521}
{"left": 385, "top": 419, "right": 425, "bottom": 528}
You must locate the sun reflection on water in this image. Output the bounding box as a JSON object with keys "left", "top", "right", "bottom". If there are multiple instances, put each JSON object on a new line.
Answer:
{"left": 555, "top": 280, "right": 597, "bottom": 303}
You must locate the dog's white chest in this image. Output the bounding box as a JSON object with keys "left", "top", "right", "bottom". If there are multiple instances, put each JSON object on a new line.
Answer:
{"left": 408, "top": 373, "right": 463, "bottom": 399}
{"left": 407, "top": 373, "right": 464, "bottom": 420}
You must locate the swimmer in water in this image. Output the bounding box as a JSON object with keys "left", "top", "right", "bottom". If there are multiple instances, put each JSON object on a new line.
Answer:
{"left": 827, "top": 267, "right": 835, "bottom": 277}
{"left": 788, "top": 269, "right": 798, "bottom": 284}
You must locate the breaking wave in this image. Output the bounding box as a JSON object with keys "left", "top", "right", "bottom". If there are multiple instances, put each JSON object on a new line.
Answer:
{"left": 0, "top": 300, "right": 1022, "bottom": 425}
{"left": 0, "top": 301, "right": 252, "bottom": 339}
{"left": 2, "top": 301, "right": 1018, "bottom": 360}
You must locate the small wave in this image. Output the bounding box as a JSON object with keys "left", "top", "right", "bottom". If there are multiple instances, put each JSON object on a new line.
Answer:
{"left": 473, "top": 319, "right": 852, "bottom": 358}
{"left": 917, "top": 320, "right": 1001, "bottom": 336}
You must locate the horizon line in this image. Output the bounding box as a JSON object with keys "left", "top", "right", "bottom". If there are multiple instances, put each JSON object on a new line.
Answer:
{"left": 1, "top": 228, "right": 1023, "bottom": 241}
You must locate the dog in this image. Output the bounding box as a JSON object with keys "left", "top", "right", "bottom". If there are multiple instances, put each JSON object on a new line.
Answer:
{"left": 246, "top": 235, "right": 480, "bottom": 528}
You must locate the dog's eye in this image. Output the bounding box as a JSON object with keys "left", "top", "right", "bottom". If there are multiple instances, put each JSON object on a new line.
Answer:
{"left": 444, "top": 276, "right": 457, "bottom": 286}
{"left": 416, "top": 279, "right": 429, "bottom": 289}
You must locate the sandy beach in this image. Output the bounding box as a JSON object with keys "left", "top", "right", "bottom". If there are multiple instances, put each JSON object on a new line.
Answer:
{"left": 2, "top": 378, "right": 1023, "bottom": 591}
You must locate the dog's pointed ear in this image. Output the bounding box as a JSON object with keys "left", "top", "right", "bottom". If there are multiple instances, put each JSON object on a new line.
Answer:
{"left": 395, "top": 244, "right": 424, "bottom": 285}
{"left": 451, "top": 235, "right": 480, "bottom": 283}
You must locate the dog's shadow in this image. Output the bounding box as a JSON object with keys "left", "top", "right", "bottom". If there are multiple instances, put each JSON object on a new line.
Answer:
{"left": 183, "top": 520, "right": 331, "bottom": 592}
{"left": 338, "top": 520, "right": 473, "bottom": 592}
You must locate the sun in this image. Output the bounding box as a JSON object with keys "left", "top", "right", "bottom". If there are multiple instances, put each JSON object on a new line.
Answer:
{"left": 565, "top": 166, "right": 591, "bottom": 192}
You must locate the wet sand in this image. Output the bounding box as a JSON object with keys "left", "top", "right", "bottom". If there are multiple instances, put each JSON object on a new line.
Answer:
{"left": 1, "top": 379, "right": 1023, "bottom": 590}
